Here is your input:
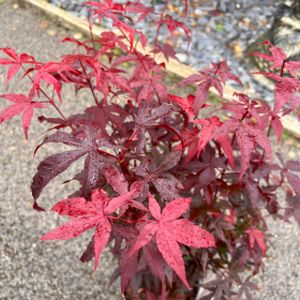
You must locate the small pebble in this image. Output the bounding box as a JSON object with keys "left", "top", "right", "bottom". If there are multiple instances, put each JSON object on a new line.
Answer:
{"left": 73, "top": 32, "right": 83, "bottom": 39}
{"left": 47, "top": 29, "right": 57, "bottom": 36}
{"left": 288, "top": 151, "right": 297, "bottom": 158}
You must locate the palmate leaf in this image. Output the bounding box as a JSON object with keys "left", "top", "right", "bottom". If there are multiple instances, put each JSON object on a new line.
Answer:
{"left": 105, "top": 186, "right": 147, "bottom": 215}
{"left": 255, "top": 72, "right": 300, "bottom": 115}
{"left": 0, "top": 93, "right": 45, "bottom": 139}
{"left": 103, "top": 166, "right": 147, "bottom": 215}
{"left": 168, "top": 93, "right": 195, "bottom": 120}
{"left": 153, "top": 43, "right": 177, "bottom": 62}
{"left": 250, "top": 41, "right": 287, "bottom": 70}
{"left": 2, "top": 0, "right": 298, "bottom": 298}
{"left": 115, "top": 223, "right": 168, "bottom": 293}
{"left": 181, "top": 116, "right": 234, "bottom": 168}
{"left": 87, "top": 0, "right": 138, "bottom": 48}
{"left": 213, "top": 119, "right": 272, "bottom": 180}
{"left": 134, "top": 152, "right": 183, "bottom": 201}
{"left": 158, "top": 14, "right": 190, "bottom": 43}
{"left": 129, "top": 193, "right": 215, "bottom": 289}
{"left": 180, "top": 61, "right": 242, "bottom": 114}
{"left": 104, "top": 165, "right": 128, "bottom": 195}
{"left": 250, "top": 41, "right": 300, "bottom": 77}
{"left": 223, "top": 93, "right": 273, "bottom": 132}
{"left": 42, "top": 188, "right": 138, "bottom": 271}
{"left": 246, "top": 227, "right": 267, "bottom": 256}
{"left": 31, "top": 126, "right": 117, "bottom": 207}
{"left": 113, "top": 52, "right": 167, "bottom": 102}
{"left": 32, "top": 62, "right": 77, "bottom": 102}
{"left": 32, "top": 149, "right": 87, "bottom": 200}
{"left": 133, "top": 102, "right": 173, "bottom": 152}
{"left": 0, "top": 48, "right": 37, "bottom": 83}
{"left": 237, "top": 278, "right": 258, "bottom": 300}
{"left": 39, "top": 102, "right": 129, "bottom": 136}
{"left": 125, "top": 1, "right": 154, "bottom": 22}
{"left": 237, "top": 124, "right": 272, "bottom": 180}
{"left": 195, "top": 116, "right": 234, "bottom": 167}
{"left": 201, "top": 276, "right": 234, "bottom": 300}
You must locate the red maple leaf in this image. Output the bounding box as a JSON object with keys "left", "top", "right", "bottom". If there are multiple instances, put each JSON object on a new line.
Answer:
{"left": 213, "top": 119, "right": 272, "bottom": 180}
{"left": 250, "top": 41, "right": 300, "bottom": 77}
{"left": 223, "top": 92, "right": 271, "bottom": 130}
{"left": 168, "top": 93, "right": 196, "bottom": 121}
{"left": 158, "top": 15, "right": 190, "bottom": 43}
{"left": 32, "top": 62, "right": 77, "bottom": 102}
{"left": 132, "top": 102, "right": 172, "bottom": 153}
{"left": 41, "top": 188, "right": 138, "bottom": 270}
{"left": 87, "top": 0, "right": 141, "bottom": 48}
{"left": 129, "top": 193, "right": 215, "bottom": 289}
{"left": 125, "top": 1, "right": 153, "bottom": 22}
{"left": 180, "top": 116, "right": 234, "bottom": 167}
{"left": 31, "top": 126, "right": 118, "bottom": 204}
{"left": 0, "top": 93, "right": 44, "bottom": 139}
{"left": 194, "top": 116, "right": 228, "bottom": 157}
{"left": 246, "top": 227, "right": 267, "bottom": 256}
{"left": 98, "top": 31, "right": 128, "bottom": 52}
{"left": 68, "top": 103, "right": 128, "bottom": 137}
{"left": 87, "top": 0, "right": 125, "bottom": 21}
{"left": 134, "top": 151, "right": 183, "bottom": 202}
{"left": 113, "top": 53, "right": 167, "bottom": 101}
{"left": 250, "top": 41, "right": 287, "bottom": 70}
{"left": 0, "top": 48, "right": 37, "bottom": 84}
{"left": 113, "top": 224, "right": 168, "bottom": 293}
{"left": 103, "top": 166, "right": 147, "bottom": 215}
{"left": 271, "top": 115, "right": 283, "bottom": 144}
{"left": 180, "top": 60, "right": 242, "bottom": 113}
{"left": 255, "top": 72, "right": 300, "bottom": 115}
{"left": 153, "top": 43, "right": 177, "bottom": 62}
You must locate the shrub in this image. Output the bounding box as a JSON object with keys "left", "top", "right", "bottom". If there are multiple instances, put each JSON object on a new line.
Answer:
{"left": 1, "top": 1, "right": 300, "bottom": 299}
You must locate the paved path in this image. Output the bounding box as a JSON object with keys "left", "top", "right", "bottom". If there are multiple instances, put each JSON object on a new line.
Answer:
{"left": 0, "top": 1, "right": 299, "bottom": 299}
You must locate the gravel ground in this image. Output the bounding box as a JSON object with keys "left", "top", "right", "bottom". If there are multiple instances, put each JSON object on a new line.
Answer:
{"left": 0, "top": 1, "right": 300, "bottom": 300}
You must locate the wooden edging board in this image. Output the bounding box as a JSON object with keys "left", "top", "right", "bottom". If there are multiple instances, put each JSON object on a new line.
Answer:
{"left": 19, "top": 0, "right": 300, "bottom": 138}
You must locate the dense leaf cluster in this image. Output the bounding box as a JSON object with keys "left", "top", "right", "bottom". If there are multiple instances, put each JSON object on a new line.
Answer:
{"left": 1, "top": 1, "right": 300, "bottom": 299}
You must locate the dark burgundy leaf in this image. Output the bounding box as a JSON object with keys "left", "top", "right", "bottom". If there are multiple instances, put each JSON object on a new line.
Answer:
{"left": 31, "top": 149, "right": 87, "bottom": 200}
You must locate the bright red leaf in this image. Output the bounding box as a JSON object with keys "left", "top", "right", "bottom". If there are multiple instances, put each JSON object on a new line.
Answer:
{"left": 0, "top": 48, "right": 37, "bottom": 83}
{"left": 246, "top": 227, "right": 267, "bottom": 256}
{"left": 180, "top": 60, "right": 242, "bottom": 113}
{"left": 0, "top": 93, "right": 44, "bottom": 139}
{"left": 41, "top": 188, "right": 139, "bottom": 270}
{"left": 129, "top": 193, "right": 215, "bottom": 289}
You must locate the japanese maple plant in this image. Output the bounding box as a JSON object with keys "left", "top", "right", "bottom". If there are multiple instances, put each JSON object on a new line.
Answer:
{"left": 1, "top": 1, "right": 300, "bottom": 299}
